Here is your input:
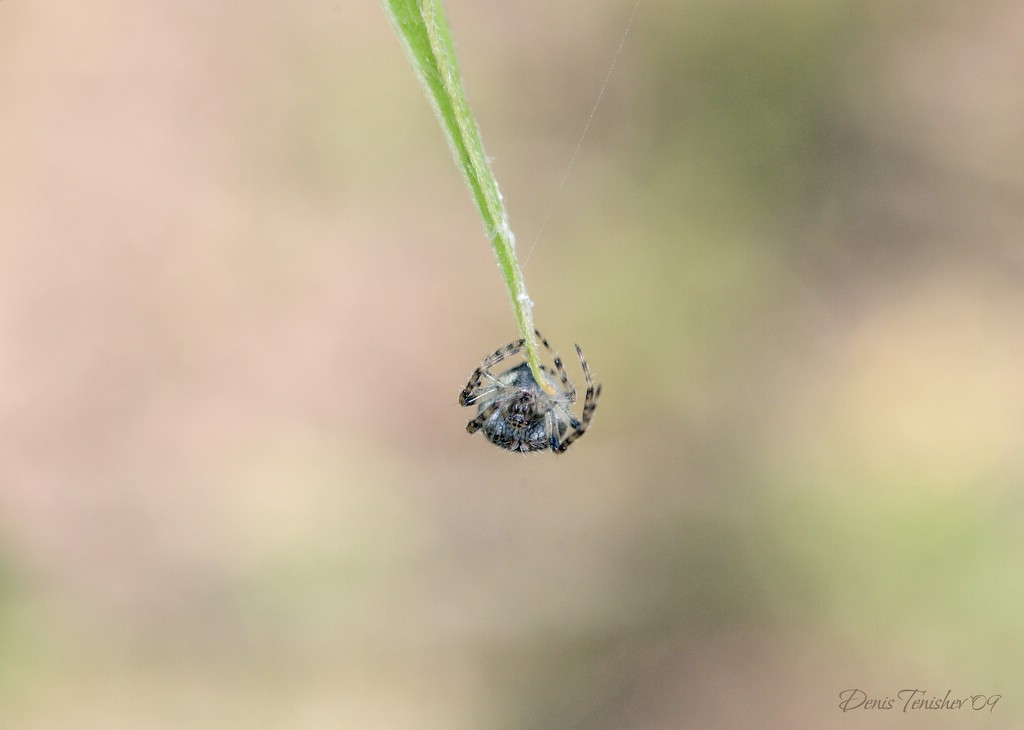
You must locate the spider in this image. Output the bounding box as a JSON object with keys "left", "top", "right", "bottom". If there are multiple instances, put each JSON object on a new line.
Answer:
{"left": 458, "top": 330, "right": 601, "bottom": 453}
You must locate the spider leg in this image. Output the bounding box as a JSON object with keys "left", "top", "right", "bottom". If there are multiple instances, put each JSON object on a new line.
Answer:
{"left": 553, "top": 345, "right": 600, "bottom": 453}
{"left": 555, "top": 382, "right": 600, "bottom": 453}
{"left": 575, "top": 343, "right": 595, "bottom": 387}
{"left": 545, "top": 410, "right": 562, "bottom": 452}
{"left": 460, "top": 367, "right": 513, "bottom": 406}
{"left": 465, "top": 400, "right": 501, "bottom": 434}
{"left": 459, "top": 371, "right": 484, "bottom": 406}
{"left": 482, "top": 338, "right": 526, "bottom": 368}
{"left": 551, "top": 355, "right": 575, "bottom": 403}
{"left": 534, "top": 330, "right": 575, "bottom": 401}
{"left": 459, "top": 338, "right": 526, "bottom": 405}
{"left": 551, "top": 401, "right": 581, "bottom": 431}
{"left": 459, "top": 388, "right": 487, "bottom": 407}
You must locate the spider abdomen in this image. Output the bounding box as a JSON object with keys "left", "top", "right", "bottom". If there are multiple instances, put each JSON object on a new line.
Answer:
{"left": 480, "top": 410, "right": 554, "bottom": 453}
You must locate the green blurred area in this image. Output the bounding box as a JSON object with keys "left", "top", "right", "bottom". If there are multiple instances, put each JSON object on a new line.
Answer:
{"left": 1, "top": 0, "right": 1022, "bottom": 727}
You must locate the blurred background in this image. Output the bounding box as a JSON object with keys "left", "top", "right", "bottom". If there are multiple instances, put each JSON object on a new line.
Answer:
{"left": 2, "top": 0, "right": 1023, "bottom": 727}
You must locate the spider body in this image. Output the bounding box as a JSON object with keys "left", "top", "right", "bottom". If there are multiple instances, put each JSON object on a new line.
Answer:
{"left": 459, "top": 331, "right": 600, "bottom": 453}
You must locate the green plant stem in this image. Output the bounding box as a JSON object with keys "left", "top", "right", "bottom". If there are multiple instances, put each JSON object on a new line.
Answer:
{"left": 381, "top": 0, "right": 552, "bottom": 393}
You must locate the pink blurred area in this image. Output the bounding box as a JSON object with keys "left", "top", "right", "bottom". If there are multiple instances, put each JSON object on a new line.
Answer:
{"left": 2, "top": 1, "right": 1023, "bottom": 728}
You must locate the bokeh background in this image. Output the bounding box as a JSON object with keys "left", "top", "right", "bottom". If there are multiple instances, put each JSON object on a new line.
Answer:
{"left": 2, "top": 0, "right": 1023, "bottom": 727}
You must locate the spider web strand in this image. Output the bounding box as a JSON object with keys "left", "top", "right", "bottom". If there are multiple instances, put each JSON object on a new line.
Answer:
{"left": 523, "top": 0, "right": 641, "bottom": 267}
